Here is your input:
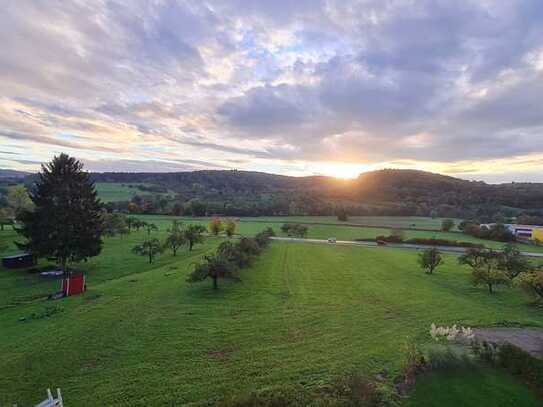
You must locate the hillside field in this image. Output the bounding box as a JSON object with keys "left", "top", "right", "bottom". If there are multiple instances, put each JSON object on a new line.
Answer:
{"left": 95, "top": 183, "right": 173, "bottom": 203}
{"left": 1, "top": 220, "right": 542, "bottom": 405}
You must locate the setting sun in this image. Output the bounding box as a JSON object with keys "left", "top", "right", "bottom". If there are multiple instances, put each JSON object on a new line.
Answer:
{"left": 318, "top": 163, "right": 370, "bottom": 179}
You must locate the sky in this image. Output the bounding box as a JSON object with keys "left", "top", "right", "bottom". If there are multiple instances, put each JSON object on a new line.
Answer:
{"left": 1, "top": 1, "right": 542, "bottom": 183}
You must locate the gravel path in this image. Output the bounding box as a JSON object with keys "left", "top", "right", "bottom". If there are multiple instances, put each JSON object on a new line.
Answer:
{"left": 474, "top": 328, "right": 543, "bottom": 359}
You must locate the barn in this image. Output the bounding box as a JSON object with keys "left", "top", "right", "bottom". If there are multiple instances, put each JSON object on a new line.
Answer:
{"left": 2, "top": 253, "right": 35, "bottom": 269}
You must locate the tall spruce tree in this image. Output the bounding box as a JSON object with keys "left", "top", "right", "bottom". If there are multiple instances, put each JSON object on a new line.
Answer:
{"left": 16, "top": 154, "right": 103, "bottom": 273}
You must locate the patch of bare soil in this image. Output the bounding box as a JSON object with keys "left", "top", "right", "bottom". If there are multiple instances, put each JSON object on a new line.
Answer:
{"left": 474, "top": 328, "right": 543, "bottom": 359}
{"left": 206, "top": 349, "right": 232, "bottom": 359}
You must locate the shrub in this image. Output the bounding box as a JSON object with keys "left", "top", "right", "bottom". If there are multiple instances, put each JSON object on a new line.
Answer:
{"left": 376, "top": 235, "right": 403, "bottom": 244}
{"left": 281, "top": 223, "right": 308, "bottom": 238}
{"left": 238, "top": 236, "right": 262, "bottom": 256}
{"left": 473, "top": 342, "right": 543, "bottom": 395}
{"left": 400, "top": 342, "right": 427, "bottom": 387}
{"left": 418, "top": 248, "right": 443, "bottom": 275}
{"left": 208, "top": 218, "right": 224, "bottom": 236}
{"left": 336, "top": 207, "right": 349, "bottom": 222}
{"left": 255, "top": 227, "right": 275, "bottom": 247}
{"left": 496, "top": 344, "right": 543, "bottom": 391}
{"left": 424, "top": 344, "right": 474, "bottom": 371}
{"left": 224, "top": 219, "right": 237, "bottom": 237}
{"left": 429, "top": 324, "right": 474, "bottom": 342}
{"left": 462, "top": 222, "right": 516, "bottom": 242}
{"left": 471, "top": 340, "right": 500, "bottom": 364}
{"left": 405, "top": 238, "right": 483, "bottom": 248}
{"left": 517, "top": 269, "right": 543, "bottom": 301}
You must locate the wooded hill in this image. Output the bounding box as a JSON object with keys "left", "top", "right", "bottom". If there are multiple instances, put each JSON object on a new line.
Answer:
{"left": 86, "top": 169, "right": 543, "bottom": 218}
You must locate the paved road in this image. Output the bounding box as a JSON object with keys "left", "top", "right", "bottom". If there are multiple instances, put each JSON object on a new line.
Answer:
{"left": 270, "top": 237, "right": 543, "bottom": 258}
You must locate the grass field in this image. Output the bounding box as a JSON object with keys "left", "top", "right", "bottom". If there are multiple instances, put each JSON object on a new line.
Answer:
{"left": 241, "top": 216, "right": 462, "bottom": 231}
{"left": 1, "top": 221, "right": 542, "bottom": 405}
{"left": 132, "top": 215, "right": 543, "bottom": 254}
{"left": 95, "top": 183, "right": 172, "bottom": 202}
{"left": 406, "top": 368, "right": 541, "bottom": 407}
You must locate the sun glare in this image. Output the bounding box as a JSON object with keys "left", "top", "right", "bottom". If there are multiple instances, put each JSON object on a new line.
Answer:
{"left": 320, "top": 163, "right": 369, "bottom": 179}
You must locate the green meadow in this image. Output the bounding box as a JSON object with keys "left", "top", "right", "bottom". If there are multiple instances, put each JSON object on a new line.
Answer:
{"left": 1, "top": 218, "right": 542, "bottom": 405}
{"left": 94, "top": 183, "right": 173, "bottom": 203}
{"left": 239, "top": 215, "right": 461, "bottom": 231}
{"left": 134, "top": 215, "right": 543, "bottom": 253}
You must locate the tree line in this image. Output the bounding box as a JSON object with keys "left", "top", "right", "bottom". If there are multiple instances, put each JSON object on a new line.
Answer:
{"left": 187, "top": 227, "right": 275, "bottom": 289}
{"left": 417, "top": 244, "right": 543, "bottom": 301}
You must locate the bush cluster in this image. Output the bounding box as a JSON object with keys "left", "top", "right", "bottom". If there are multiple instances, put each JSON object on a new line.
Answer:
{"left": 281, "top": 223, "right": 308, "bottom": 238}
{"left": 187, "top": 228, "right": 275, "bottom": 289}
{"left": 373, "top": 235, "right": 483, "bottom": 249}
{"left": 460, "top": 221, "right": 516, "bottom": 242}
{"left": 405, "top": 238, "right": 483, "bottom": 248}
{"left": 375, "top": 234, "right": 403, "bottom": 244}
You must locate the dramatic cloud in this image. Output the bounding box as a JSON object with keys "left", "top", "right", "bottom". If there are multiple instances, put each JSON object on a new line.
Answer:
{"left": 1, "top": 0, "right": 542, "bottom": 181}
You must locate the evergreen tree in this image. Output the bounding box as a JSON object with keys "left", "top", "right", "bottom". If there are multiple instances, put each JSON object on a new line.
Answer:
{"left": 16, "top": 154, "right": 103, "bottom": 273}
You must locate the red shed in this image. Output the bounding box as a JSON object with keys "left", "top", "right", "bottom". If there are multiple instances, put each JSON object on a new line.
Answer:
{"left": 61, "top": 273, "right": 86, "bottom": 296}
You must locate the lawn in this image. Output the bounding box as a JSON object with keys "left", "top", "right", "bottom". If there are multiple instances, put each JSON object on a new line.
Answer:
{"left": 405, "top": 368, "right": 541, "bottom": 407}
{"left": 1, "top": 227, "right": 542, "bottom": 405}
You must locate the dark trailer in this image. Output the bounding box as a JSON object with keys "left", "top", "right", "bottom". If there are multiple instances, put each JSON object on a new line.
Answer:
{"left": 2, "top": 253, "right": 35, "bottom": 269}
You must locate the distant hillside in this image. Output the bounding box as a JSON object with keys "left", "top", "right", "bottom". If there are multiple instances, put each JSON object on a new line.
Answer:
{"left": 85, "top": 169, "right": 543, "bottom": 218}
{"left": 0, "top": 169, "right": 30, "bottom": 179}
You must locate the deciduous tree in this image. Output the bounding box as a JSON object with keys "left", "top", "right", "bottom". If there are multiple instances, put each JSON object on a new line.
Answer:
{"left": 132, "top": 238, "right": 163, "bottom": 264}
{"left": 164, "top": 220, "right": 186, "bottom": 256}
{"left": 224, "top": 219, "right": 237, "bottom": 237}
{"left": 458, "top": 248, "right": 510, "bottom": 294}
{"left": 102, "top": 213, "right": 129, "bottom": 238}
{"left": 499, "top": 243, "right": 530, "bottom": 280}
{"left": 208, "top": 218, "right": 223, "bottom": 236}
{"left": 183, "top": 224, "right": 206, "bottom": 251}
{"left": 418, "top": 247, "right": 443, "bottom": 274}
{"left": 0, "top": 207, "right": 13, "bottom": 231}
{"left": 7, "top": 185, "right": 33, "bottom": 216}
{"left": 517, "top": 269, "right": 543, "bottom": 302}
{"left": 187, "top": 253, "right": 237, "bottom": 289}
